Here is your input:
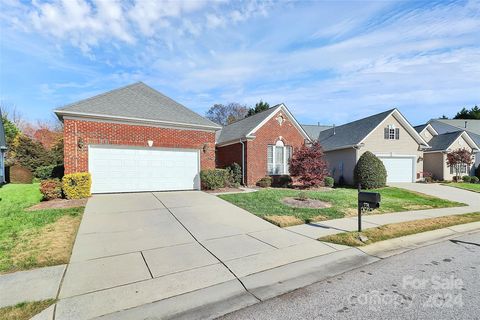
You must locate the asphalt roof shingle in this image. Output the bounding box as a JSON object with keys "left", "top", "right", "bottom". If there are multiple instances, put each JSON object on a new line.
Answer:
{"left": 301, "top": 124, "right": 333, "bottom": 141}
{"left": 428, "top": 119, "right": 480, "bottom": 149}
{"left": 55, "top": 82, "right": 220, "bottom": 129}
{"left": 314, "top": 109, "right": 395, "bottom": 151}
{"left": 427, "top": 131, "right": 464, "bottom": 151}
{"left": 414, "top": 124, "right": 428, "bottom": 133}
{"left": 216, "top": 105, "right": 281, "bottom": 144}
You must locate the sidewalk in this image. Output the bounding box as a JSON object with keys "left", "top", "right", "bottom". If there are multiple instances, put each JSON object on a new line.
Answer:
{"left": 287, "top": 183, "right": 480, "bottom": 239}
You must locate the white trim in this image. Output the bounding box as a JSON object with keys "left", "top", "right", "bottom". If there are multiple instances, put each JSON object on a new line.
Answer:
{"left": 445, "top": 131, "right": 480, "bottom": 152}
{"left": 375, "top": 153, "right": 417, "bottom": 183}
{"left": 418, "top": 124, "right": 439, "bottom": 137}
{"left": 267, "top": 143, "right": 291, "bottom": 175}
{"left": 246, "top": 104, "right": 311, "bottom": 142}
{"left": 55, "top": 110, "right": 221, "bottom": 131}
{"left": 359, "top": 109, "right": 430, "bottom": 148}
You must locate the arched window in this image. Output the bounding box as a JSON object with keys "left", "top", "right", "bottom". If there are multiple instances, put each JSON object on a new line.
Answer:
{"left": 267, "top": 140, "right": 292, "bottom": 175}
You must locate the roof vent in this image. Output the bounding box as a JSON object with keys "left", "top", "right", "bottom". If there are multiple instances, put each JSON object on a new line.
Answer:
{"left": 333, "top": 124, "right": 336, "bottom": 135}
{"left": 465, "top": 121, "right": 468, "bottom": 128}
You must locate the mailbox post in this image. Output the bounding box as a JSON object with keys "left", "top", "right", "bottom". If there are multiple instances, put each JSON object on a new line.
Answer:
{"left": 357, "top": 184, "right": 381, "bottom": 232}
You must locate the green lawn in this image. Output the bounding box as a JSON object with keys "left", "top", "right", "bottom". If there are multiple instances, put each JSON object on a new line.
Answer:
{"left": 219, "top": 187, "right": 464, "bottom": 225}
{"left": 442, "top": 182, "right": 480, "bottom": 193}
{"left": 320, "top": 212, "right": 480, "bottom": 247}
{"left": 0, "top": 184, "right": 84, "bottom": 273}
{"left": 0, "top": 299, "right": 56, "bottom": 320}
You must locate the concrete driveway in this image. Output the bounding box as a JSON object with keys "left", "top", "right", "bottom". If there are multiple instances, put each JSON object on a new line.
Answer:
{"left": 55, "top": 191, "right": 353, "bottom": 319}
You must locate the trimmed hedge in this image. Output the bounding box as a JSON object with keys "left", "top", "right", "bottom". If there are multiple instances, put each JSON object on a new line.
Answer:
{"left": 324, "top": 176, "right": 334, "bottom": 188}
{"left": 200, "top": 169, "right": 232, "bottom": 190}
{"left": 40, "top": 179, "right": 62, "bottom": 200}
{"left": 354, "top": 151, "right": 387, "bottom": 189}
{"left": 462, "top": 175, "right": 471, "bottom": 183}
{"left": 62, "top": 172, "right": 91, "bottom": 199}
{"left": 471, "top": 176, "right": 479, "bottom": 184}
{"left": 256, "top": 176, "right": 272, "bottom": 188}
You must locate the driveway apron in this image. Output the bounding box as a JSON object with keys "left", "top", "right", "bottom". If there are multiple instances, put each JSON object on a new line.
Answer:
{"left": 55, "top": 191, "right": 341, "bottom": 320}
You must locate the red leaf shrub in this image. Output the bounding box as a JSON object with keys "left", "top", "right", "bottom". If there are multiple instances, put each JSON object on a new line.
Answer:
{"left": 446, "top": 149, "right": 473, "bottom": 180}
{"left": 40, "top": 179, "right": 63, "bottom": 200}
{"left": 289, "top": 142, "right": 329, "bottom": 187}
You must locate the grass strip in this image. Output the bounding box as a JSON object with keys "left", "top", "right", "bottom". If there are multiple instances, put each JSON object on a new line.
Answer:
{"left": 0, "top": 299, "right": 56, "bottom": 320}
{"left": 320, "top": 212, "right": 480, "bottom": 247}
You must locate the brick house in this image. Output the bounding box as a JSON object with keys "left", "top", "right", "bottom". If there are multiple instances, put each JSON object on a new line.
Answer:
{"left": 216, "top": 104, "right": 311, "bottom": 186}
{"left": 54, "top": 82, "right": 221, "bottom": 193}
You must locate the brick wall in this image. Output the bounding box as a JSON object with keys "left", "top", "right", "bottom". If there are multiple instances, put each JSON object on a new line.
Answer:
{"left": 63, "top": 119, "right": 216, "bottom": 174}
{"left": 216, "top": 142, "right": 243, "bottom": 168}
{"left": 245, "top": 111, "right": 305, "bottom": 185}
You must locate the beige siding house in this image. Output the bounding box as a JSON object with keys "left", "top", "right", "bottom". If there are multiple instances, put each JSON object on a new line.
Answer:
{"left": 304, "top": 109, "right": 430, "bottom": 185}
{"left": 415, "top": 124, "right": 479, "bottom": 180}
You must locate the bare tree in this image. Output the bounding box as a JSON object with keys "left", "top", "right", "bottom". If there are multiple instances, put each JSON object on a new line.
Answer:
{"left": 205, "top": 102, "right": 248, "bottom": 126}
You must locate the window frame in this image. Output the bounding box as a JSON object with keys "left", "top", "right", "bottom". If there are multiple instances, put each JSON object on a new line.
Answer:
{"left": 267, "top": 141, "right": 292, "bottom": 175}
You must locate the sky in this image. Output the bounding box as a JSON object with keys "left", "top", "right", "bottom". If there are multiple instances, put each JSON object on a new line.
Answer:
{"left": 0, "top": 0, "right": 479, "bottom": 126}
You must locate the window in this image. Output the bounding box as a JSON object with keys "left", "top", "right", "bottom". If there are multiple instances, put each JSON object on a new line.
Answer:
{"left": 384, "top": 125, "right": 400, "bottom": 140}
{"left": 267, "top": 141, "right": 292, "bottom": 175}
{"left": 450, "top": 164, "right": 469, "bottom": 174}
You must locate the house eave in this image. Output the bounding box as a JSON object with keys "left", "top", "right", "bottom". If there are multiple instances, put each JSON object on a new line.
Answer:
{"left": 54, "top": 110, "right": 222, "bottom": 131}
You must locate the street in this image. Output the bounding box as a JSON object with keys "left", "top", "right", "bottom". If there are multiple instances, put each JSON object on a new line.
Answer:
{"left": 220, "top": 232, "right": 480, "bottom": 320}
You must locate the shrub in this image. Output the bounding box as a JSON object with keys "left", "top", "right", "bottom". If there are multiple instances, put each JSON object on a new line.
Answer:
{"left": 9, "top": 134, "right": 53, "bottom": 171}
{"left": 289, "top": 142, "right": 329, "bottom": 187}
{"left": 227, "top": 162, "right": 242, "bottom": 185}
{"left": 62, "top": 173, "right": 91, "bottom": 199}
{"left": 200, "top": 169, "right": 231, "bottom": 190}
{"left": 272, "top": 175, "right": 292, "bottom": 188}
{"left": 296, "top": 191, "right": 308, "bottom": 201}
{"left": 40, "top": 179, "right": 62, "bottom": 200}
{"left": 34, "top": 164, "right": 65, "bottom": 180}
{"left": 470, "top": 176, "right": 479, "bottom": 184}
{"left": 338, "top": 175, "right": 346, "bottom": 186}
{"left": 324, "top": 176, "right": 334, "bottom": 188}
{"left": 462, "top": 175, "right": 471, "bottom": 183}
{"left": 354, "top": 151, "right": 387, "bottom": 189}
{"left": 256, "top": 176, "right": 272, "bottom": 188}
{"left": 424, "top": 176, "right": 434, "bottom": 184}
{"left": 8, "top": 165, "right": 33, "bottom": 184}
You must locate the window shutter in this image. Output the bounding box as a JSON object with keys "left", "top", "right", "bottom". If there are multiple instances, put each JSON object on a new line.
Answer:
{"left": 384, "top": 127, "right": 389, "bottom": 139}
{"left": 395, "top": 128, "right": 400, "bottom": 140}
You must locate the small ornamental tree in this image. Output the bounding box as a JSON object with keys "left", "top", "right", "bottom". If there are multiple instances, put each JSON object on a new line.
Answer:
{"left": 354, "top": 151, "right": 387, "bottom": 189}
{"left": 289, "top": 142, "right": 328, "bottom": 187}
{"left": 446, "top": 149, "right": 473, "bottom": 180}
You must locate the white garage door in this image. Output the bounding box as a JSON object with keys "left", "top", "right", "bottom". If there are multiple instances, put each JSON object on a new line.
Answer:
{"left": 89, "top": 145, "right": 200, "bottom": 193}
{"left": 378, "top": 156, "right": 415, "bottom": 183}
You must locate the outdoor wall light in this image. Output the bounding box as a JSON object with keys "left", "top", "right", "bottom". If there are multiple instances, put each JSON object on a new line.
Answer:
{"left": 147, "top": 140, "right": 154, "bottom": 147}
{"left": 203, "top": 143, "right": 209, "bottom": 153}
{"left": 77, "top": 138, "right": 84, "bottom": 149}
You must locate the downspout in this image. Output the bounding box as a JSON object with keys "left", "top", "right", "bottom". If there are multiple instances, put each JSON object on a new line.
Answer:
{"left": 240, "top": 139, "right": 245, "bottom": 186}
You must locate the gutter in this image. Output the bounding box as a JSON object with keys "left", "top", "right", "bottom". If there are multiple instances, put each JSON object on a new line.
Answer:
{"left": 240, "top": 139, "right": 245, "bottom": 186}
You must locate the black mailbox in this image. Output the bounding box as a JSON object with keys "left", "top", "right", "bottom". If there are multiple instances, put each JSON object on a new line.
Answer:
{"left": 358, "top": 191, "right": 381, "bottom": 208}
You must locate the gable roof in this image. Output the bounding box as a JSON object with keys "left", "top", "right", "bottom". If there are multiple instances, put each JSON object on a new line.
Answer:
{"left": 414, "top": 123, "right": 438, "bottom": 136}
{"left": 0, "top": 109, "right": 6, "bottom": 150}
{"left": 216, "top": 104, "right": 310, "bottom": 145}
{"left": 301, "top": 124, "right": 333, "bottom": 141}
{"left": 316, "top": 108, "right": 429, "bottom": 151}
{"left": 428, "top": 119, "right": 480, "bottom": 150}
{"left": 54, "top": 82, "right": 221, "bottom": 130}
{"left": 426, "top": 131, "right": 479, "bottom": 152}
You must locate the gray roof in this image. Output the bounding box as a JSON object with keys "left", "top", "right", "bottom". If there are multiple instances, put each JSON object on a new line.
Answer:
{"left": 427, "top": 131, "right": 464, "bottom": 151}
{"left": 435, "top": 119, "right": 480, "bottom": 135}
{"left": 0, "top": 109, "right": 6, "bottom": 150}
{"left": 301, "top": 124, "right": 333, "bottom": 140}
{"left": 428, "top": 119, "right": 480, "bottom": 149}
{"left": 316, "top": 109, "right": 395, "bottom": 151}
{"left": 414, "top": 124, "right": 428, "bottom": 133}
{"left": 55, "top": 82, "right": 220, "bottom": 129}
{"left": 216, "top": 105, "right": 281, "bottom": 144}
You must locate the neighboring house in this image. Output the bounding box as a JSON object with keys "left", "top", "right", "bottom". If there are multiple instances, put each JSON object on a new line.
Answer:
{"left": 303, "top": 109, "right": 430, "bottom": 185}
{"left": 54, "top": 82, "right": 221, "bottom": 194}
{"left": 0, "top": 110, "right": 6, "bottom": 184}
{"left": 415, "top": 123, "right": 479, "bottom": 180}
{"left": 426, "top": 119, "right": 480, "bottom": 168}
{"left": 216, "top": 104, "right": 311, "bottom": 186}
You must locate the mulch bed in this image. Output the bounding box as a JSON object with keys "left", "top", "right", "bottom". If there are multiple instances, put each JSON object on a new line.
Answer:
{"left": 282, "top": 197, "right": 332, "bottom": 209}
{"left": 26, "top": 198, "right": 88, "bottom": 211}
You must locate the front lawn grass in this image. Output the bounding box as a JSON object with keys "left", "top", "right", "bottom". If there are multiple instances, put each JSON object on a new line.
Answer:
{"left": 0, "top": 184, "right": 84, "bottom": 274}
{"left": 442, "top": 182, "right": 480, "bottom": 193}
{"left": 0, "top": 299, "right": 56, "bottom": 320}
{"left": 219, "top": 187, "right": 464, "bottom": 226}
{"left": 320, "top": 212, "right": 480, "bottom": 247}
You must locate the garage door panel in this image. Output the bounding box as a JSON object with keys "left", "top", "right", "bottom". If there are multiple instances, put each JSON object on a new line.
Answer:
{"left": 89, "top": 146, "right": 200, "bottom": 193}
{"left": 378, "top": 156, "right": 414, "bottom": 183}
